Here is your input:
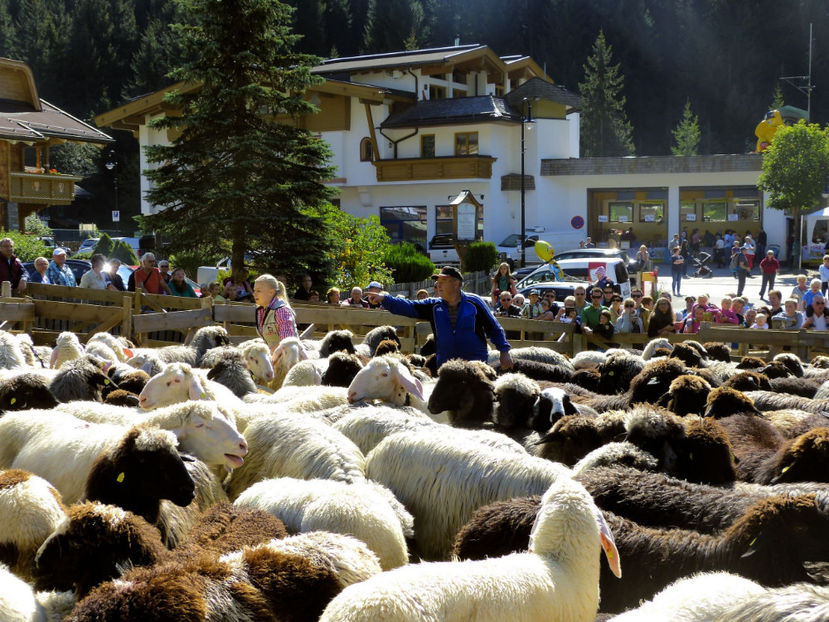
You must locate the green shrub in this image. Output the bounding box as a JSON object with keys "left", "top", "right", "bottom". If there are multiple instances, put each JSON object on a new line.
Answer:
{"left": 464, "top": 241, "right": 499, "bottom": 273}
{"left": 110, "top": 240, "right": 138, "bottom": 265}
{"left": 94, "top": 233, "right": 114, "bottom": 258}
{"left": 0, "top": 231, "right": 49, "bottom": 262}
{"left": 24, "top": 214, "right": 52, "bottom": 237}
{"left": 383, "top": 243, "right": 435, "bottom": 283}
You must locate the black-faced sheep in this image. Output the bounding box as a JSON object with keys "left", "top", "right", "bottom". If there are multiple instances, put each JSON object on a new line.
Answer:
{"left": 321, "top": 352, "right": 363, "bottom": 387}
{"left": 155, "top": 325, "right": 231, "bottom": 366}
{"left": 318, "top": 329, "right": 357, "bottom": 356}
{"left": 773, "top": 352, "right": 805, "bottom": 377}
{"left": 102, "top": 388, "right": 140, "bottom": 407}
{"left": 419, "top": 333, "right": 436, "bottom": 357}
{"left": 494, "top": 375, "right": 580, "bottom": 435}
{"left": 205, "top": 357, "right": 257, "bottom": 397}
{"left": 373, "top": 338, "right": 400, "bottom": 357}
{"left": 358, "top": 325, "right": 400, "bottom": 358}
{"left": 759, "top": 360, "right": 793, "bottom": 379}
{"left": 668, "top": 342, "right": 704, "bottom": 368}
{"left": 703, "top": 385, "right": 764, "bottom": 418}
{"left": 0, "top": 373, "right": 58, "bottom": 413}
{"left": 594, "top": 353, "right": 646, "bottom": 395}
{"left": 736, "top": 355, "right": 766, "bottom": 370}
{"left": 658, "top": 374, "right": 712, "bottom": 417}
{"left": 722, "top": 370, "right": 773, "bottom": 392}
{"left": 83, "top": 426, "right": 196, "bottom": 525}
{"left": 426, "top": 359, "right": 497, "bottom": 427}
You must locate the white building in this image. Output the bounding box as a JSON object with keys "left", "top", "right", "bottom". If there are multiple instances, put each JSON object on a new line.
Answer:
{"left": 97, "top": 44, "right": 790, "bottom": 261}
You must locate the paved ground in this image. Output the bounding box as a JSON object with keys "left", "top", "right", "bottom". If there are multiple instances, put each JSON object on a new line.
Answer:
{"left": 649, "top": 262, "right": 817, "bottom": 310}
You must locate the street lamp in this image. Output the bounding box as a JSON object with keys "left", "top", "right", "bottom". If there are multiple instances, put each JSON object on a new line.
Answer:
{"left": 520, "top": 98, "right": 535, "bottom": 267}
{"left": 104, "top": 150, "right": 118, "bottom": 223}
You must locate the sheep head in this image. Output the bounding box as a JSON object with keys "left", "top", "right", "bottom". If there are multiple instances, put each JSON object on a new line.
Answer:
{"left": 722, "top": 371, "right": 772, "bottom": 392}
{"left": 347, "top": 355, "right": 423, "bottom": 406}
{"left": 703, "top": 386, "right": 762, "bottom": 419}
{"left": 428, "top": 359, "right": 495, "bottom": 427}
{"left": 138, "top": 363, "right": 206, "bottom": 410}
{"left": 493, "top": 373, "right": 540, "bottom": 429}
{"left": 773, "top": 353, "right": 805, "bottom": 378}
{"left": 772, "top": 428, "right": 829, "bottom": 484}
{"left": 660, "top": 374, "right": 712, "bottom": 417}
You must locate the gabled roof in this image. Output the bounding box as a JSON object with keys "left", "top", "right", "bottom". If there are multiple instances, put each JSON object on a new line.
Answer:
{"left": 506, "top": 77, "right": 582, "bottom": 113}
{"left": 0, "top": 98, "right": 113, "bottom": 144}
{"left": 313, "top": 44, "right": 488, "bottom": 74}
{"left": 380, "top": 95, "right": 520, "bottom": 129}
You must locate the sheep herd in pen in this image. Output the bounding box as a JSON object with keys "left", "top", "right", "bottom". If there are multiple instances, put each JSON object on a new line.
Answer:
{"left": 2, "top": 323, "right": 829, "bottom": 620}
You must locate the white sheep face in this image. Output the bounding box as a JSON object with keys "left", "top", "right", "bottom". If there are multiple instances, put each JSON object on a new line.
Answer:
{"left": 139, "top": 364, "right": 205, "bottom": 410}
{"left": 173, "top": 412, "right": 248, "bottom": 469}
{"left": 245, "top": 346, "right": 274, "bottom": 383}
{"left": 347, "top": 357, "right": 423, "bottom": 405}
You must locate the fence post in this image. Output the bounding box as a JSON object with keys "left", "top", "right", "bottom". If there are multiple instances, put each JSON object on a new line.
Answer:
{"left": 121, "top": 293, "right": 133, "bottom": 341}
{"left": 1, "top": 281, "right": 10, "bottom": 298}
{"left": 133, "top": 286, "right": 143, "bottom": 345}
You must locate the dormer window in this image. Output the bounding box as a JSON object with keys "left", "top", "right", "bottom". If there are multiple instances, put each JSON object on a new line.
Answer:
{"left": 360, "top": 137, "right": 374, "bottom": 162}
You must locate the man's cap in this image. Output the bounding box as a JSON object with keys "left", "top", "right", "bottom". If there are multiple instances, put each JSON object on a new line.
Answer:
{"left": 52, "top": 248, "right": 66, "bottom": 256}
{"left": 767, "top": 250, "right": 775, "bottom": 254}
{"left": 431, "top": 266, "right": 464, "bottom": 282}
{"left": 528, "top": 289, "right": 539, "bottom": 296}
{"left": 685, "top": 295, "right": 696, "bottom": 301}
{"left": 366, "top": 281, "right": 383, "bottom": 290}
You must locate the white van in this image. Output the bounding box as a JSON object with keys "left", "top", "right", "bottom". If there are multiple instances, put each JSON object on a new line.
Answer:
{"left": 516, "top": 257, "right": 632, "bottom": 298}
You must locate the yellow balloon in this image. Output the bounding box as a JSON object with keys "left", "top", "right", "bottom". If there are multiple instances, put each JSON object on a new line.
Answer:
{"left": 534, "top": 240, "right": 554, "bottom": 262}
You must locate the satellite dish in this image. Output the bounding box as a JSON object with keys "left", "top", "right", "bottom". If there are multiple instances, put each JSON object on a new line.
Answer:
{"left": 535, "top": 240, "right": 554, "bottom": 262}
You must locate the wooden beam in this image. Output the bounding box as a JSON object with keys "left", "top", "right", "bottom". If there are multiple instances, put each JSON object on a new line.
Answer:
{"left": 364, "top": 103, "right": 379, "bottom": 166}
{"left": 133, "top": 307, "right": 212, "bottom": 334}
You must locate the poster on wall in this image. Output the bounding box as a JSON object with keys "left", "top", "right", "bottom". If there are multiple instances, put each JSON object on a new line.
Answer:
{"left": 727, "top": 213, "right": 739, "bottom": 221}
{"left": 643, "top": 214, "right": 655, "bottom": 223}
{"left": 598, "top": 215, "right": 609, "bottom": 223}
{"left": 456, "top": 203, "right": 476, "bottom": 240}
{"left": 685, "top": 214, "right": 696, "bottom": 221}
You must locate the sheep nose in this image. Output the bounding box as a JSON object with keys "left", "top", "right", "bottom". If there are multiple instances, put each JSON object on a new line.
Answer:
{"left": 265, "top": 372, "right": 274, "bottom": 380}
{"left": 138, "top": 395, "right": 147, "bottom": 405}
{"left": 238, "top": 439, "right": 248, "bottom": 455}
{"left": 348, "top": 390, "right": 357, "bottom": 403}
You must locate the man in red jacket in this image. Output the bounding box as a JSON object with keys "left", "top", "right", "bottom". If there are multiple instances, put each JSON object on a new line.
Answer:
{"left": 759, "top": 249, "right": 779, "bottom": 301}
{"left": 0, "top": 238, "right": 27, "bottom": 294}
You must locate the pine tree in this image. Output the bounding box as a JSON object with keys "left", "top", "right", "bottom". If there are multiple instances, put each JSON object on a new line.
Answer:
{"left": 0, "top": 0, "right": 17, "bottom": 58}
{"left": 363, "top": 0, "right": 423, "bottom": 52}
{"left": 671, "top": 99, "right": 701, "bottom": 156}
{"left": 578, "top": 31, "right": 635, "bottom": 157}
{"left": 143, "top": 0, "right": 337, "bottom": 284}
{"left": 771, "top": 83, "right": 785, "bottom": 110}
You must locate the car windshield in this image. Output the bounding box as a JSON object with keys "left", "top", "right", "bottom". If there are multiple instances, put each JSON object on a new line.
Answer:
{"left": 499, "top": 234, "right": 522, "bottom": 246}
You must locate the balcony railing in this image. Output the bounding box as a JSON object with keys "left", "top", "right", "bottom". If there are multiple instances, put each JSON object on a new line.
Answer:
{"left": 8, "top": 172, "right": 83, "bottom": 205}
{"left": 373, "top": 155, "right": 496, "bottom": 182}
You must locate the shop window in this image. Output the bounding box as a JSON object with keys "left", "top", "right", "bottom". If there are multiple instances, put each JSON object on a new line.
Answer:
{"left": 455, "top": 132, "right": 478, "bottom": 156}
{"left": 359, "top": 137, "right": 374, "bottom": 162}
{"left": 680, "top": 201, "right": 698, "bottom": 223}
{"left": 703, "top": 201, "right": 727, "bottom": 222}
{"left": 638, "top": 202, "right": 664, "bottom": 224}
{"left": 608, "top": 201, "right": 633, "bottom": 223}
{"left": 730, "top": 199, "right": 760, "bottom": 221}
{"left": 380, "top": 206, "right": 427, "bottom": 250}
{"left": 421, "top": 134, "right": 435, "bottom": 158}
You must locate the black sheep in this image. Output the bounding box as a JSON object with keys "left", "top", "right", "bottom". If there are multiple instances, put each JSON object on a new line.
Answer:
{"left": 206, "top": 358, "right": 257, "bottom": 397}
{"left": 321, "top": 352, "right": 363, "bottom": 387}
{"left": 49, "top": 358, "right": 111, "bottom": 402}
{"left": 595, "top": 354, "right": 645, "bottom": 395}
{"left": 669, "top": 342, "right": 704, "bottom": 368}
{"left": 318, "top": 329, "right": 356, "bottom": 356}
{"left": 84, "top": 426, "right": 196, "bottom": 525}
{"left": 736, "top": 355, "right": 766, "bottom": 370}
{"left": 103, "top": 389, "right": 140, "bottom": 407}
{"left": 759, "top": 360, "right": 793, "bottom": 379}
{"left": 427, "top": 359, "right": 497, "bottom": 428}
{"left": 703, "top": 342, "right": 732, "bottom": 363}
{"left": 0, "top": 372, "right": 58, "bottom": 413}
{"left": 658, "top": 374, "right": 712, "bottom": 417}
{"left": 373, "top": 338, "right": 400, "bottom": 357}
{"left": 769, "top": 375, "right": 822, "bottom": 398}
{"left": 419, "top": 333, "right": 436, "bottom": 357}
{"left": 704, "top": 385, "right": 763, "bottom": 418}
{"left": 723, "top": 371, "right": 773, "bottom": 392}
{"left": 773, "top": 353, "right": 805, "bottom": 377}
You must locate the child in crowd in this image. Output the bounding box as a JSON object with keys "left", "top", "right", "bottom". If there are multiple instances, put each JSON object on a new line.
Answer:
{"left": 772, "top": 298, "right": 804, "bottom": 329}
{"left": 594, "top": 309, "right": 615, "bottom": 340}
{"left": 791, "top": 274, "right": 809, "bottom": 311}
{"left": 820, "top": 255, "right": 829, "bottom": 296}
{"left": 716, "top": 297, "right": 740, "bottom": 325}
{"left": 750, "top": 313, "right": 768, "bottom": 329}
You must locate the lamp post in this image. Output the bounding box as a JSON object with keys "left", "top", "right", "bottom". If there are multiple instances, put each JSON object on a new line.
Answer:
{"left": 104, "top": 150, "right": 118, "bottom": 224}
{"left": 520, "top": 98, "right": 534, "bottom": 267}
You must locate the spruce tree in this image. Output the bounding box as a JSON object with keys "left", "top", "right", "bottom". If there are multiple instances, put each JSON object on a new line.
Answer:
{"left": 143, "top": 0, "right": 337, "bottom": 284}
{"left": 771, "top": 83, "right": 785, "bottom": 110}
{"left": 578, "top": 31, "right": 635, "bottom": 157}
{"left": 671, "top": 99, "right": 701, "bottom": 156}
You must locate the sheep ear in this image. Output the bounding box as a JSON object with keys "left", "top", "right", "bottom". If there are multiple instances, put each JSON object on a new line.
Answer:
{"left": 123, "top": 348, "right": 134, "bottom": 359}
{"left": 141, "top": 361, "right": 154, "bottom": 375}
{"left": 298, "top": 346, "right": 309, "bottom": 361}
{"left": 562, "top": 395, "right": 579, "bottom": 416}
{"left": 595, "top": 508, "right": 622, "bottom": 578}
{"left": 392, "top": 362, "right": 423, "bottom": 400}
{"left": 188, "top": 373, "right": 206, "bottom": 400}
{"left": 49, "top": 348, "right": 58, "bottom": 369}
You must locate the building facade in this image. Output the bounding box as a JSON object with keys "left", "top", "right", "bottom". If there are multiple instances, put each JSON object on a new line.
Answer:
{"left": 97, "top": 44, "right": 783, "bottom": 260}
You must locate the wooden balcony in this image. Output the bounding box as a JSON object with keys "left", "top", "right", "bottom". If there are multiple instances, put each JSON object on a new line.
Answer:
{"left": 7, "top": 172, "right": 83, "bottom": 205}
{"left": 373, "top": 155, "right": 496, "bottom": 182}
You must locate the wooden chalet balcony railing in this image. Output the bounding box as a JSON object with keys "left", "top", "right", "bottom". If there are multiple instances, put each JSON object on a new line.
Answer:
{"left": 373, "top": 155, "right": 496, "bottom": 182}
{"left": 8, "top": 172, "right": 83, "bottom": 205}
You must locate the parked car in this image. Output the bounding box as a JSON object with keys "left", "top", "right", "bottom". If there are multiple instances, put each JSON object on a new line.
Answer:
{"left": 496, "top": 233, "right": 540, "bottom": 267}
{"left": 22, "top": 259, "right": 91, "bottom": 284}
{"left": 76, "top": 238, "right": 99, "bottom": 255}
{"left": 196, "top": 254, "right": 257, "bottom": 286}
{"left": 552, "top": 247, "right": 635, "bottom": 270}
{"left": 516, "top": 257, "right": 632, "bottom": 298}
{"left": 427, "top": 233, "right": 460, "bottom": 265}
{"left": 518, "top": 280, "right": 591, "bottom": 302}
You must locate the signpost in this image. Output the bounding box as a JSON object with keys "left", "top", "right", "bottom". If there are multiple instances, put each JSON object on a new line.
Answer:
{"left": 449, "top": 190, "right": 483, "bottom": 271}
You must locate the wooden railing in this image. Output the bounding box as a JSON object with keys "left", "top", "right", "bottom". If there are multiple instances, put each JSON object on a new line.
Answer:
{"left": 0, "top": 285, "right": 821, "bottom": 360}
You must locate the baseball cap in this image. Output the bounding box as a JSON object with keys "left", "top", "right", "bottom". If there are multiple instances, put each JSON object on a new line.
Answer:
{"left": 366, "top": 281, "right": 383, "bottom": 290}
{"left": 528, "top": 289, "right": 539, "bottom": 296}
{"left": 52, "top": 248, "right": 66, "bottom": 256}
{"left": 431, "top": 266, "right": 464, "bottom": 282}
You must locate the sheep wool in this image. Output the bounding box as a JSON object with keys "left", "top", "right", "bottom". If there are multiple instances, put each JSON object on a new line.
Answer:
{"left": 235, "top": 477, "right": 412, "bottom": 570}
{"left": 0, "top": 563, "right": 74, "bottom": 622}
{"left": 319, "top": 477, "right": 620, "bottom": 622}
{"left": 49, "top": 332, "right": 84, "bottom": 369}
{"left": 0, "top": 469, "right": 67, "bottom": 580}
{"left": 365, "top": 428, "right": 571, "bottom": 560}
{"left": 0, "top": 331, "right": 26, "bottom": 369}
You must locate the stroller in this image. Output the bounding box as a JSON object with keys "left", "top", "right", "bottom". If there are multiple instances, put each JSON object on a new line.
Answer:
{"left": 690, "top": 251, "right": 713, "bottom": 278}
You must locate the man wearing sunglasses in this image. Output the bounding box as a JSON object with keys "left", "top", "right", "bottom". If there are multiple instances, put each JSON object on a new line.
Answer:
{"left": 580, "top": 288, "right": 608, "bottom": 335}
{"left": 127, "top": 252, "right": 172, "bottom": 295}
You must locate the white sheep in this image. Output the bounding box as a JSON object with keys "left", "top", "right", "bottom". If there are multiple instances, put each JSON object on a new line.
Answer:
{"left": 271, "top": 336, "right": 310, "bottom": 387}
{"left": 487, "top": 345, "right": 574, "bottom": 370}
{"left": 0, "top": 404, "right": 247, "bottom": 504}
{"left": 365, "top": 428, "right": 571, "bottom": 560}
{"left": 125, "top": 349, "right": 165, "bottom": 376}
{"left": 220, "top": 530, "right": 383, "bottom": 590}
{"left": 49, "top": 332, "right": 84, "bottom": 369}
{"left": 332, "top": 406, "right": 527, "bottom": 456}
{"left": 0, "top": 563, "right": 75, "bottom": 622}
{"left": 0, "top": 469, "right": 67, "bottom": 580}
{"left": 238, "top": 338, "right": 275, "bottom": 384}
{"left": 346, "top": 355, "right": 428, "bottom": 410}
{"left": 234, "top": 477, "right": 412, "bottom": 570}
{"left": 86, "top": 332, "right": 131, "bottom": 362}
{"left": 319, "top": 477, "right": 620, "bottom": 622}
{"left": 606, "top": 571, "right": 765, "bottom": 622}
{"left": 0, "top": 331, "right": 26, "bottom": 370}
{"left": 642, "top": 337, "right": 673, "bottom": 360}
{"left": 571, "top": 350, "right": 607, "bottom": 369}
{"left": 281, "top": 358, "right": 324, "bottom": 386}
{"left": 137, "top": 362, "right": 243, "bottom": 421}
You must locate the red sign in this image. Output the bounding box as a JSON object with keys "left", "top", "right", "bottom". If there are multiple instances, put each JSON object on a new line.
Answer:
{"left": 571, "top": 215, "right": 585, "bottom": 229}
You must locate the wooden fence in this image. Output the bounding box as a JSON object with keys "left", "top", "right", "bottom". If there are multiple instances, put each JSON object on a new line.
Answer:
{"left": 0, "top": 284, "right": 823, "bottom": 360}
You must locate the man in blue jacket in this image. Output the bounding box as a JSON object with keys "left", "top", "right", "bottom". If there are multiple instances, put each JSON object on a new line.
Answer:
{"left": 366, "top": 265, "right": 514, "bottom": 370}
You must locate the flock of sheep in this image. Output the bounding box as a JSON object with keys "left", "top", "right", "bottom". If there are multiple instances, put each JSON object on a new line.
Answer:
{"left": 0, "top": 323, "right": 828, "bottom": 620}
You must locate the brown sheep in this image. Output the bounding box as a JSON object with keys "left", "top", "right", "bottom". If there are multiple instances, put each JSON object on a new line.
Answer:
{"left": 427, "top": 359, "right": 497, "bottom": 428}
{"left": 736, "top": 355, "right": 766, "bottom": 370}
{"left": 659, "top": 374, "right": 712, "bottom": 417}
{"left": 703, "top": 386, "right": 763, "bottom": 419}
{"left": 703, "top": 342, "right": 732, "bottom": 363}
{"left": 722, "top": 371, "right": 772, "bottom": 392}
